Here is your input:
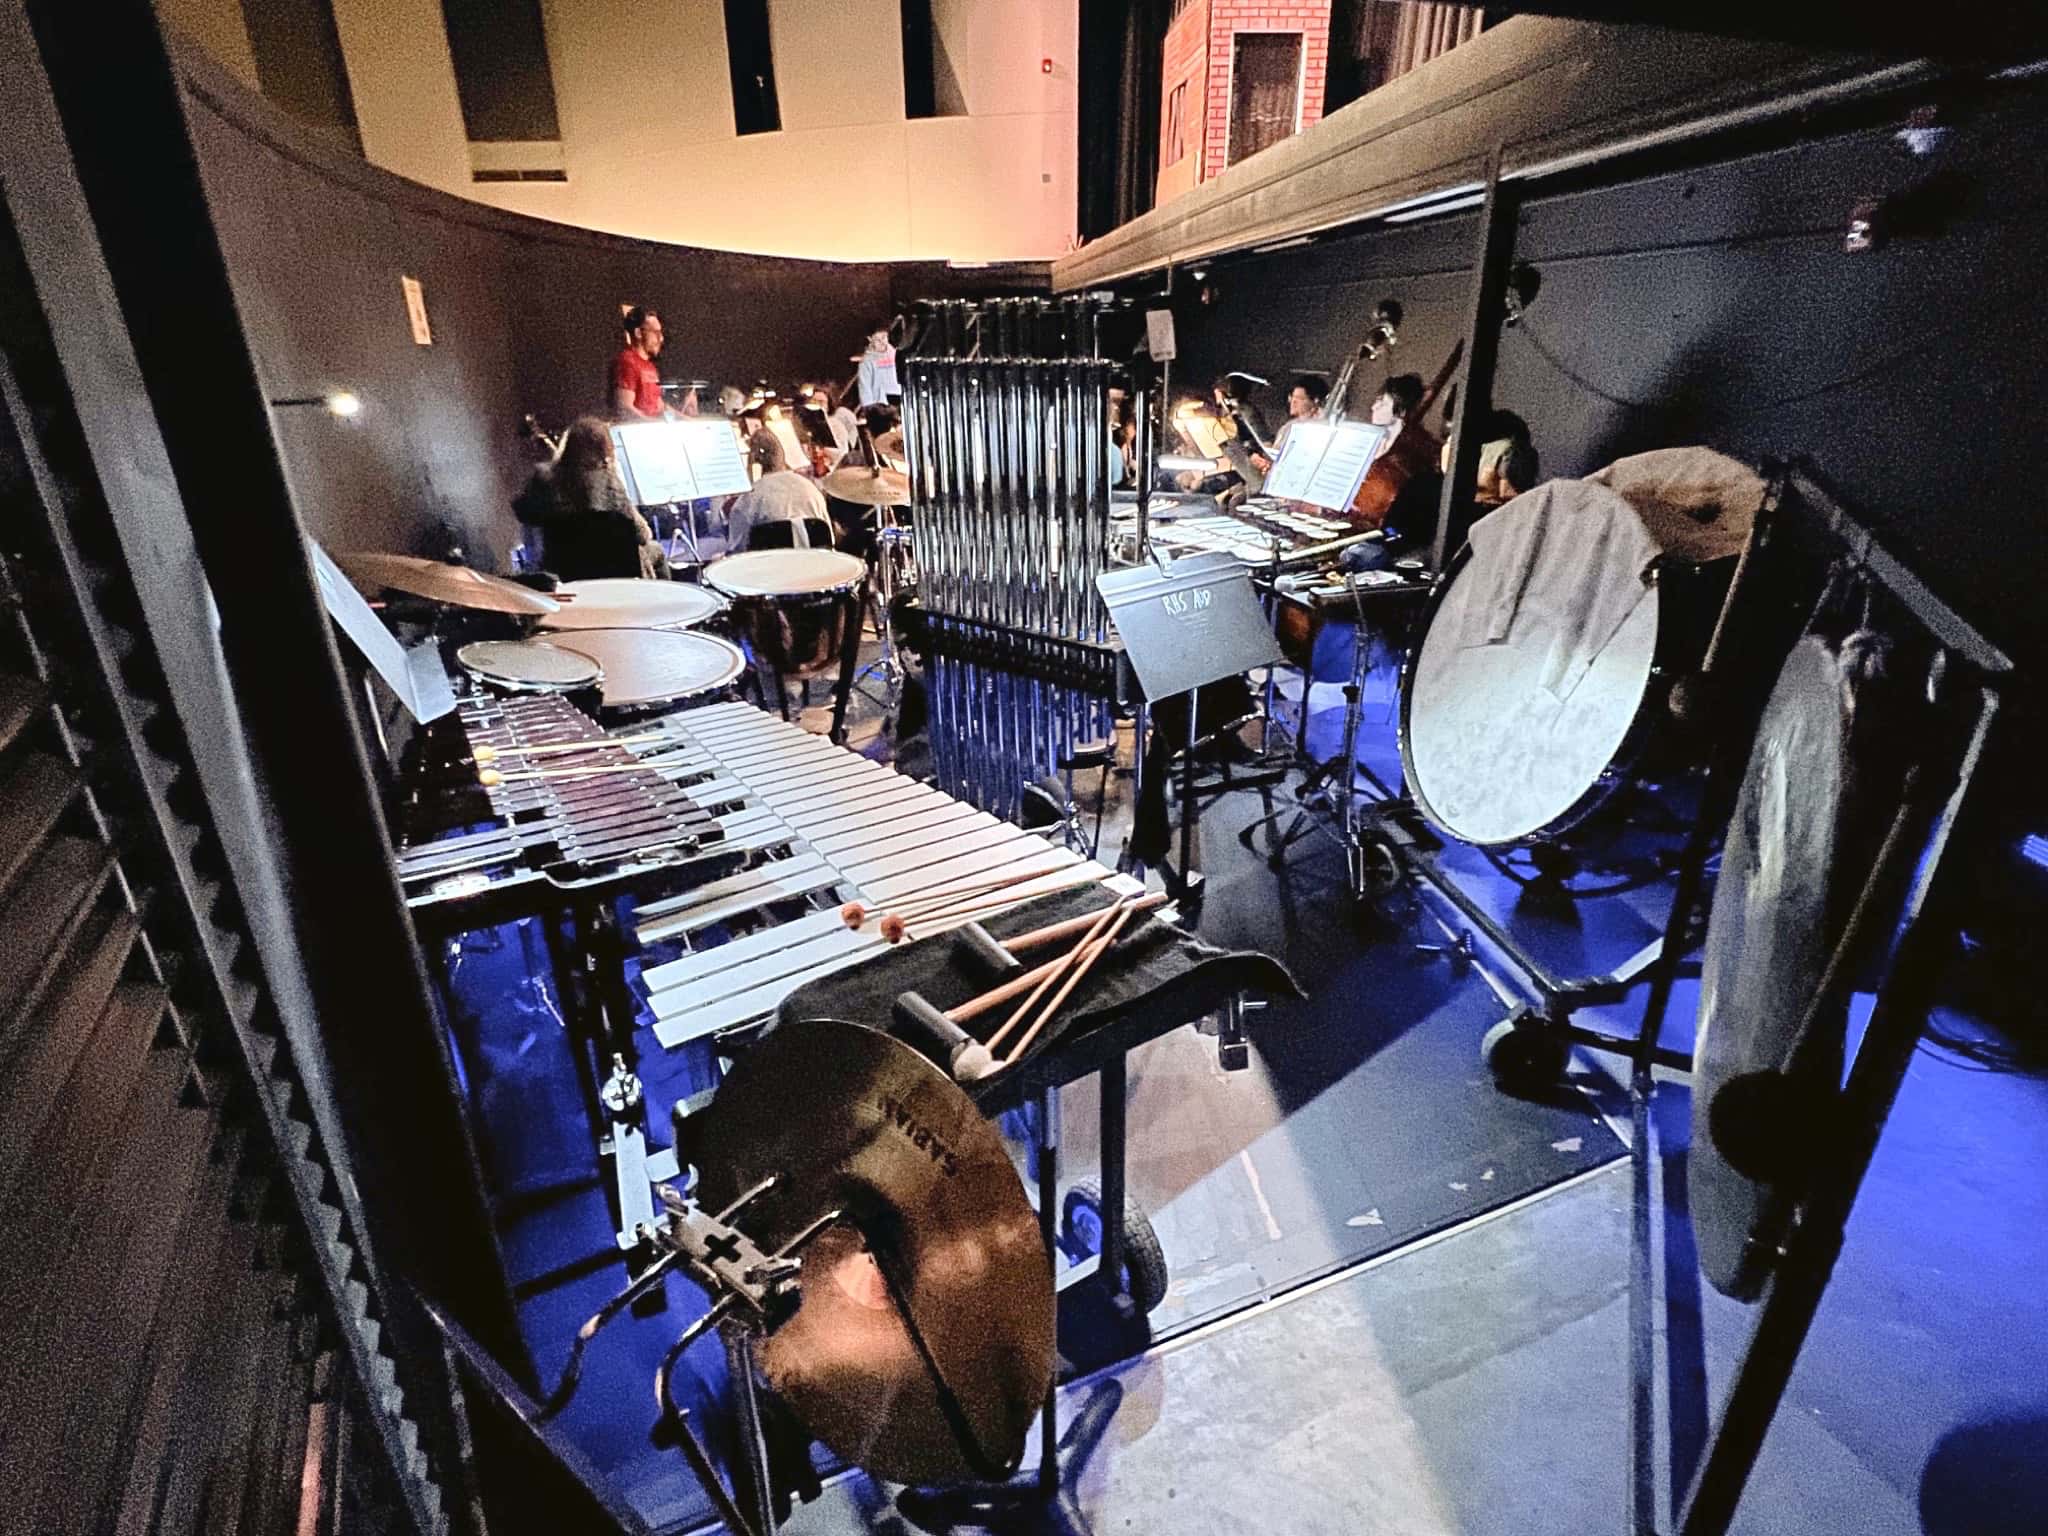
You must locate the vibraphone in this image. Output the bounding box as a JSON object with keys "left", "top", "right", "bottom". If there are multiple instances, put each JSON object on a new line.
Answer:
{"left": 625, "top": 701, "right": 1144, "bottom": 1049}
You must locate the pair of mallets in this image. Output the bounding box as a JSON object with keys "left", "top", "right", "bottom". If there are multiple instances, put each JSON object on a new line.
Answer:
{"left": 891, "top": 891, "right": 1167, "bottom": 1081}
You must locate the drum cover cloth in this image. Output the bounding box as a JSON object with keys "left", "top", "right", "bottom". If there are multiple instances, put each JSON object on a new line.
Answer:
{"left": 1585, "top": 446, "right": 1766, "bottom": 565}
{"left": 1407, "top": 479, "right": 1665, "bottom": 845}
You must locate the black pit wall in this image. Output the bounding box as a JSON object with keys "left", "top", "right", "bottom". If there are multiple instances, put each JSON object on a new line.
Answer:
{"left": 179, "top": 51, "right": 900, "bottom": 570}
{"left": 1162, "top": 83, "right": 2048, "bottom": 670}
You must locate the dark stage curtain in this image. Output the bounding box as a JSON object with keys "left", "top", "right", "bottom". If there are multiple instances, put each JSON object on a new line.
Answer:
{"left": 1079, "top": 0, "right": 1167, "bottom": 240}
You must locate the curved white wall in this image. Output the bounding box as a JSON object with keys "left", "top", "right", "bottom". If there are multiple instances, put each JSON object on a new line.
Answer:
{"left": 161, "top": 0, "right": 1077, "bottom": 262}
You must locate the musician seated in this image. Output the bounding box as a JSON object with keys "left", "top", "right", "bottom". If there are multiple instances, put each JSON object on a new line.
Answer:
{"left": 1249, "top": 375, "right": 1330, "bottom": 475}
{"left": 726, "top": 431, "right": 833, "bottom": 552}
{"left": 1437, "top": 394, "right": 1540, "bottom": 512}
{"left": 804, "top": 382, "right": 861, "bottom": 455}
{"left": 512, "top": 417, "right": 665, "bottom": 580}
{"left": 1210, "top": 375, "right": 1272, "bottom": 498}
{"left": 800, "top": 439, "right": 880, "bottom": 560}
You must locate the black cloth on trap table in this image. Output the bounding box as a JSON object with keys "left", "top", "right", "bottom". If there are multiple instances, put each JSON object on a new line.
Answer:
{"left": 774, "top": 884, "right": 1301, "bottom": 1112}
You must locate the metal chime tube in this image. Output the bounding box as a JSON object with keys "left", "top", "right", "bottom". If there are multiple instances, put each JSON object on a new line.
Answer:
{"left": 903, "top": 293, "right": 1122, "bottom": 827}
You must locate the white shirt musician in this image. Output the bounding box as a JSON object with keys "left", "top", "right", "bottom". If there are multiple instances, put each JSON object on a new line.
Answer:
{"left": 726, "top": 432, "right": 831, "bottom": 551}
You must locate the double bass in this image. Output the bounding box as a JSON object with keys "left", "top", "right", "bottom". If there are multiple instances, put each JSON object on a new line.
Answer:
{"left": 1337, "top": 338, "right": 1464, "bottom": 531}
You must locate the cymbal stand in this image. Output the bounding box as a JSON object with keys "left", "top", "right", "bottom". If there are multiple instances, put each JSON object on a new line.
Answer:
{"left": 854, "top": 509, "right": 910, "bottom": 712}
{"left": 535, "top": 1172, "right": 842, "bottom": 1536}
{"left": 895, "top": 1085, "right": 1115, "bottom": 1536}
{"left": 659, "top": 498, "right": 705, "bottom": 567}
{"left": 845, "top": 427, "right": 911, "bottom": 713}
{"left": 1242, "top": 580, "right": 1382, "bottom": 894}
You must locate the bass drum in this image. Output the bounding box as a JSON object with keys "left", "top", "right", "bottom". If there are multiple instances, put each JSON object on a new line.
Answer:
{"left": 1399, "top": 458, "right": 1763, "bottom": 849}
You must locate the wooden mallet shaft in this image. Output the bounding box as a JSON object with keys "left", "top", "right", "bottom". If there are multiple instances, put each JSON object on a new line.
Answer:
{"left": 996, "top": 891, "right": 1167, "bottom": 954}
{"left": 1003, "top": 901, "right": 1140, "bottom": 1066}
{"left": 982, "top": 897, "right": 1125, "bottom": 1056}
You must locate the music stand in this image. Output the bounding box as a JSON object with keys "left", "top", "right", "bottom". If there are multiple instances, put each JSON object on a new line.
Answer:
{"left": 1098, "top": 551, "right": 1285, "bottom": 903}
{"left": 611, "top": 419, "right": 752, "bottom": 566}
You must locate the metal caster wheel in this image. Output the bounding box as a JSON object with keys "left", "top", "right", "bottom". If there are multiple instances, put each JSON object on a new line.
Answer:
{"left": 1059, "top": 1178, "right": 1169, "bottom": 1315}
{"left": 1358, "top": 835, "right": 1403, "bottom": 897}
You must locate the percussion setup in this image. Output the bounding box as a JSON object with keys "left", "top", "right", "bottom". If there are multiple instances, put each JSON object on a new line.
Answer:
{"left": 341, "top": 321, "right": 2011, "bottom": 1536}
{"left": 331, "top": 511, "right": 1292, "bottom": 1536}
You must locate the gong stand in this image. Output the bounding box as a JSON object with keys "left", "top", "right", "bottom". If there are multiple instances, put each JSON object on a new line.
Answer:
{"left": 1615, "top": 462, "right": 2010, "bottom": 1536}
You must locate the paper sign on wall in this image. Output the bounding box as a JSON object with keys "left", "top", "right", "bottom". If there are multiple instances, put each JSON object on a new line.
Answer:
{"left": 401, "top": 276, "right": 432, "bottom": 346}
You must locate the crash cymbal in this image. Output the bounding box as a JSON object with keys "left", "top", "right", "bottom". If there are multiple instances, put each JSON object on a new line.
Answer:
{"left": 1690, "top": 632, "right": 1913, "bottom": 1301}
{"left": 874, "top": 427, "right": 905, "bottom": 461}
{"left": 687, "top": 1019, "right": 1053, "bottom": 1485}
{"left": 335, "top": 552, "right": 561, "bottom": 616}
{"left": 820, "top": 464, "right": 911, "bottom": 507}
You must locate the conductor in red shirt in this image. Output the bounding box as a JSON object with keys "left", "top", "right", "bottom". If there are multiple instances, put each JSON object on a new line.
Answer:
{"left": 612, "top": 306, "right": 686, "bottom": 420}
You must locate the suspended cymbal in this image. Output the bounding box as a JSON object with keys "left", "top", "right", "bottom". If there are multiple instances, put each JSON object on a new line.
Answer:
{"left": 874, "top": 428, "right": 905, "bottom": 461}
{"left": 820, "top": 464, "right": 911, "bottom": 507}
{"left": 334, "top": 552, "right": 561, "bottom": 615}
{"left": 687, "top": 1019, "right": 1053, "bottom": 1486}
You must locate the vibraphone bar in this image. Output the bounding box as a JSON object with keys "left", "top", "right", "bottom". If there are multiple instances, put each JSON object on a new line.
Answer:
{"left": 626, "top": 702, "right": 1142, "bottom": 1047}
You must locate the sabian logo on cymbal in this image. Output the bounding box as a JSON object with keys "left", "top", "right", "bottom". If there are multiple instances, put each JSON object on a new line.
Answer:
{"left": 879, "top": 1095, "right": 960, "bottom": 1178}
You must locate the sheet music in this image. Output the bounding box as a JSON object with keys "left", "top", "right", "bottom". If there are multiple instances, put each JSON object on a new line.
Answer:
{"left": 309, "top": 542, "right": 454, "bottom": 724}
{"left": 611, "top": 422, "right": 697, "bottom": 504}
{"left": 678, "top": 418, "right": 750, "bottom": 496}
{"left": 1174, "top": 411, "right": 1229, "bottom": 461}
{"left": 612, "top": 419, "right": 753, "bottom": 502}
{"left": 1261, "top": 421, "right": 1331, "bottom": 502}
{"left": 1302, "top": 421, "right": 1389, "bottom": 510}
{"left": 1260, "top": 420, "right": 1391, "bottom": 512}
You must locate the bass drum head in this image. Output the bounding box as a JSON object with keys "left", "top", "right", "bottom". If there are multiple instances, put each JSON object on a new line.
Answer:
{"left": 706, "top": 548, "right": 866, "bottom": 599}
{"left": 550, "top": 628, "right": 746, "bottom": 712}
{"left": 1689, "top": 633, "right": 1904, "bottom": 1301}
{"left": 1401, "top": 544, "right": 1661, "bottom": 847}
{"left": 537, "top": 577, "right": 726, "bottom": 631}
{"left": 455, "top": 639, "right": 603, "bottom": 694}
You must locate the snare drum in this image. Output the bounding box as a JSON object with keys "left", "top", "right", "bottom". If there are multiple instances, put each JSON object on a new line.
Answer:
{"left": 704, "top": 549, "right": 867, "bottom": 681}
{"left": 1399, "top": 474, "right": 1752, "bottom": 848}
{"left": 547, "top": 628, "right": 747, "bottom": 715}
{"left": 536, "top": 577, "right": 727, "bottom": 632}
{"left": 455, "top": 639, "right": 604, "bottom": 696}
